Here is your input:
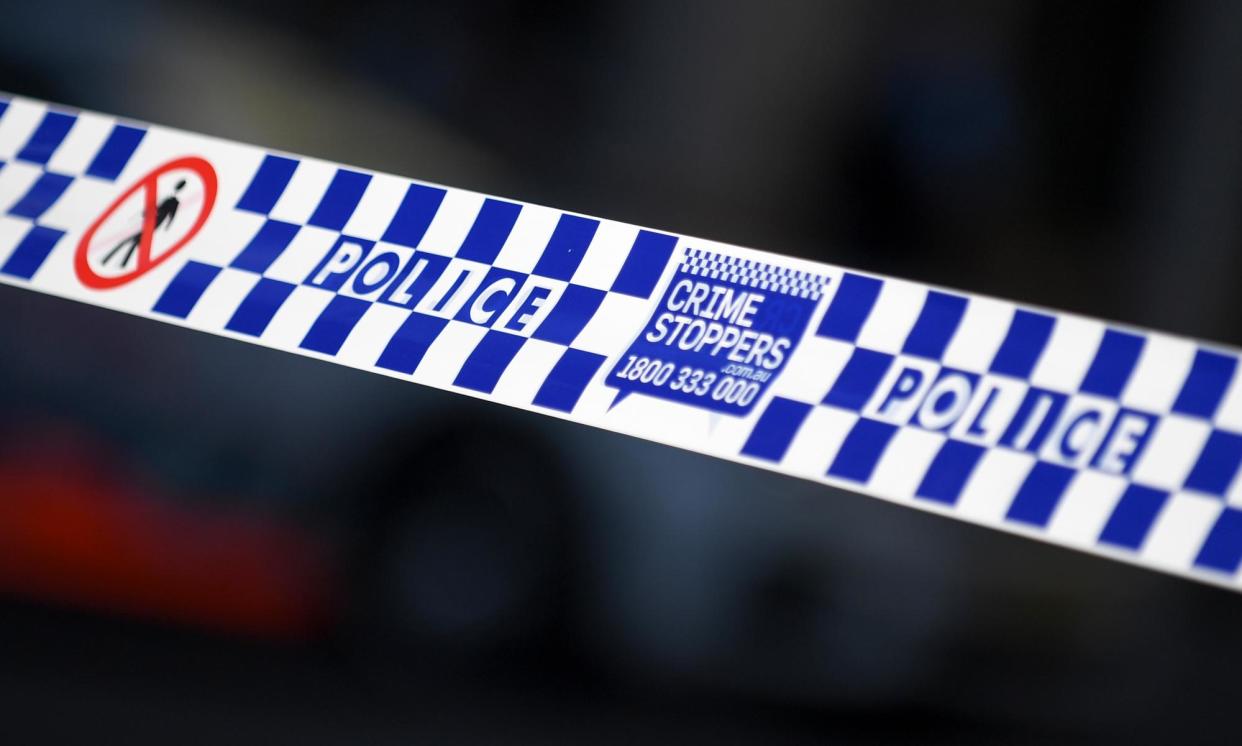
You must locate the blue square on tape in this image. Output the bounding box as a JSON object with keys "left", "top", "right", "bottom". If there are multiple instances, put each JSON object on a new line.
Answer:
{"left": 533, "top": 284, "right": 605, "bottom": 345}
{"left": 533, "top": 348, "right": 607, "bottom": 413}
{"left": 1080, "top": 329, "right": 1144, "bottom": 398}
{"left": 16, "top": 110, "right": 75, "bottom": 165}
{"left": 1098, "top": 484, "right": 1168, "bottom": 550}
{"left": 1006, "top": 461, "right": 1075, "bottom": 527}
{"left": 308, "top": 169, "right": 371, "bottom": 231}
{"left": 1184, "top": 430, "right": 1242, "bottom": 496}
{"left": 85, "top": 124, "right": 145, "bottom": 181}
{"left": 823, "top": 348, "right": 893, "bottom": 411}
{"left": 990, "top": 310, "right": 1055, "bottom": 379}
{"left": 152, "top": 261, "right": 221, "bottom": 318}
{"left": 453, "top": 330, "right": 526, "bottom": 394}
{"left": 456, "top": 199, "right": 521, "bottom": 264}
{"left": 1195, "top": 508, "right": 1242, "bottom": 573}
{"left": 611, "top": 230, "right": 677, "bottom": 299}
{"left": 381, "top": 183, "right": 446, "bottom": 248}
{"left": 902, "top": 291, "right": 967, "bottom": 360}
{"left": 742, "top": 397, "right": 813, "bottom": 462}
{"left": 1173, "top": 349, "right": 1236, "bottom": 419}
{"left": 9, "top": 172, "right": 73, "bottom": 219}
{"left": 232, "top": 220, "right": 300, "bottom": 274}
{"left": 236, "top": 155, "right": 298, "bottom": 214}
{"left": 225, "top": 278, "right": 296, "bottom": 337}
{"left": 300, "top": 295, "right": 370, "bottom": 355}
{"left": 816, "top": 272, "right": 881, "bottom": 342}
{"left": 916, "top": 439, "right": 985, "bottom": 505}
{"left": 827, "top": 418, "right": 897, "bottom": 483}
{"left": 532, "top": 214, "right": 598, "bottom": 281}
{"left": 376, "top": 312, "right": 448, "bottom": 374}
{"left": 0, "top": 225, "right": 63, "bottom": 279}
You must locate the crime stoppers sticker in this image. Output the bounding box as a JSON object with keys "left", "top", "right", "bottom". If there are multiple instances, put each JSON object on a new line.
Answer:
{"left": 606, "top": 248, "right": 829, "bottom": 415}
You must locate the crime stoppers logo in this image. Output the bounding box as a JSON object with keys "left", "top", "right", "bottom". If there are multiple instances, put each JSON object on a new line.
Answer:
{"left": 606, "top": 248, "right": 829, "bottom": 416}
{"left": 75, "top": 157, "right": 217, "bottom": 289}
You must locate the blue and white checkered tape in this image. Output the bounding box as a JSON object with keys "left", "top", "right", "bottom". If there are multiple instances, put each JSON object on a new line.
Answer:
{"left": 3, "top": 94, "right": 1242, "bottom": 592}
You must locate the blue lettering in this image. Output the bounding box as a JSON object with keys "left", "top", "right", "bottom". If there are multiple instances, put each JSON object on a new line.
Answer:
{"left": 351, "top": 251, "right": 403, "bottom": 295}
{"left": 432, "top": 267, "right": 472, "bottom": 313}
{"left": 307, "top": 236, "right": 374, "bottom": 291}
{"left": 966, "top": 386, "right": 999, "bottom": 437}
{"left": 1091, "top": 409, "right": 1157, "bottom": 475}
{"left": 1000, "top": 388, "right": 1067, "bottom": 453}
{"left": 504, "top": 285, "right": 553, "bottom": 334}
{"left": 877, "top": 366, "right": 925, "bottom": 416}
{"left": 379, "top": 252, "right": 450, "bottom": 309}
{"left": 1058, "top": 410, "right": 1102, "bottom": 460}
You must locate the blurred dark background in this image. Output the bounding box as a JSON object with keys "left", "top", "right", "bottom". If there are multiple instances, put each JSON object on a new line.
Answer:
{"left": 2, "top": 1, "right": 1241, "bottom": 743}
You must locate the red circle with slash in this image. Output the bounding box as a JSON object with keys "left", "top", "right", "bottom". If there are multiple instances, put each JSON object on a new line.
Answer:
{"left": 75, "top": 157, "right": 217, "bottom": 289}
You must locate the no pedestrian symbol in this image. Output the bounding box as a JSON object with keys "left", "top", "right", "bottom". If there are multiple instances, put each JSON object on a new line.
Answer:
{"left": 75, "top": 157, "right": 217, "bottom": 289}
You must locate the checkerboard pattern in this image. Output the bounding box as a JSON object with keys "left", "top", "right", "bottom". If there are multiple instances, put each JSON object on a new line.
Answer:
{"left": 0, "top": 96, "right": 676, "bottom": 417}
{"left": 742, "top": 271, "right": 1242, "bottom": 580}
{"left": 147, "top": 154, "right": 677, "bottom": 415}
{"left": 5, "top": 93, "right": 1242, "bottom": 591}
{"left": 0, "top": 97, "right": 145, "bottom": 280}
{"left": 683, "top": 247, "right": 825, "bottom": 299}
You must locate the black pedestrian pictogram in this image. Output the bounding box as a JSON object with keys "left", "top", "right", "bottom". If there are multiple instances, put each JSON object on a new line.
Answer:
{"left": 102, "top": 179, "right": 186, "bottom": 269}
{"left": 76, "top": 156, "right": 217, "bottom": 290}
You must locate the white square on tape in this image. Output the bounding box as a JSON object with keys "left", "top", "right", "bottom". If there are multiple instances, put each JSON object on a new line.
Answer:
{"left": 1046, "top": 470, "right": 1129, "bottom": 548}
{"left": 417, "top": 189, "right": 484, "bottom": 257}
{"left": 40, "top": 177, "right": 116, "bottom": 229}
{"left": 186, "top": 267, "right": 261, "bottom": 330}
{"left": 264, "top": 225, "right": 340, "bottom": 285}
{"left": 0, "top": 214, "right": 31, "bottom": 263}
{"left": 856, "top": 279, "right": 926, "bottom": 354}
{"left": 268, "top": 159, "right": 336, "bottom": 225}
{"left": 1029, "top": 313, "right": 1104, "bottom": 392}
{"left": 869, "top": 427, "right": 945, "bottom": 501}
{"left": 491, "top": 337, "right": 564, "bottom": 405}
{"left": 1141, "top": 491, "right": 1222, "bottom": 570}
{"left": 262, "top": 284, "right": 335, "bottom": 348}
{"left": 1122, "top": 332, "right": 1195, "bottom": 413}
{"left": 955, "top": 448, "right": 1037, "bottom": 523}
{"left": 341, "top": 174, "right": 410, "bottom": 241}
{"left": 415, "top": 321, "right": 489, "bottom": 385}
{"left": 335, "top": 302, "right": 410, "bottom": 366}
{"left": 570, "top": 220, "right": 637, "bottom": 291}
{"left": 1129, "top": 414, "right": 1211, "bottom": 491}
{"left": 785, "top": 406, "right": 858, "bottom": 478}
{"left": 46, "top": 111, "right": 112, "bottom": 175}
{"left": 942, "top": 296, "right": 1013, "bottom": 373}
{"left": 493, "top": 203, "right": 560, "bottom": 274}
{"left": 573, "top": 292, "right": 649, "bottom": 355}
{"left": 0, "top": 160, "right": 44, "bottom": 214}
{"left": 770, "top": 335, "right": 852, "bottom": 403}
{"left": 0, "top": 99, "right": 46, "bottom": 161}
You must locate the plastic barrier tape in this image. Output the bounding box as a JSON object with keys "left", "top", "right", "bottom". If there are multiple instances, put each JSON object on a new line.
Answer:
{"left": 2, "top": 94, "right": 1241, "bottom": 592}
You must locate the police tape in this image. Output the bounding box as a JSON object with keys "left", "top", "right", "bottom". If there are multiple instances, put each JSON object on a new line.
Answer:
{"left": 2, "top": 93, "right": 1241, "bottom": 593}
